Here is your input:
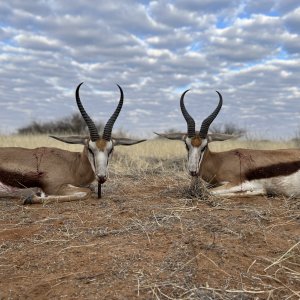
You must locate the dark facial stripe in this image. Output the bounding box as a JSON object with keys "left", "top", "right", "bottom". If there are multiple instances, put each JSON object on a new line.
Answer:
{"left": 245, "top": 161, "right": 300, "bottom": 180}
{"left": 88, "top": 148, "right": 96, "bottom": 168}
{"left": 201, "top": 145, "right": 208, "bottom": 153}
{"left": 0, "top": 168, "right": 44, "bottom": 189}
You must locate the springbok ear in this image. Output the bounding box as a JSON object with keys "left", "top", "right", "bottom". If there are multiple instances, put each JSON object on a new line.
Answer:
{"left": 154, "top": 132, "right": 186, "bottom": 140}
{"left": 50, "top": 135, "right": 89, "bottom": 145}
{"left": 207, "top": 133, "right": 241, "bottom": 142}
{"left": 113, "top": 138, "right": 147, "bottom": 146}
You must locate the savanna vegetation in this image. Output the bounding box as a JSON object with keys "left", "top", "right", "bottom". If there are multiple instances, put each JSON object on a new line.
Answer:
{"left": 0, "top": 116, "right": 299, "bottom": 299}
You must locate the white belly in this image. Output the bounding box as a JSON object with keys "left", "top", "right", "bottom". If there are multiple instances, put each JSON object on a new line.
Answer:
{"left": 0, "top": 181, "right": 43, "bottom": 198}
{"left": 0, "top": 181, "right": 22, "bottom": 193}
{"left": 212, "top": 170, "right": 300, "bottom": 198}
{"left": 264, "top": 170, "right": 300, "bottom": 197}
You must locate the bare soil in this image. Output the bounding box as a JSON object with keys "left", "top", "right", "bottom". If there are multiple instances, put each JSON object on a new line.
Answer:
{"left": 0, "top": 174, "right": 299, "bottom": 299}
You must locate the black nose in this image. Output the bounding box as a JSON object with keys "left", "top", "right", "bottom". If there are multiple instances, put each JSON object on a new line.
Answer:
{"left": 97, "top": 176, "right": 107, "bottom": 184}
{"left": 190, "top": 171, "right": 198, "bottom": 177}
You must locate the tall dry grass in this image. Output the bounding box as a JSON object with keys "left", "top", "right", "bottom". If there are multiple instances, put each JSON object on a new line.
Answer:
{"left": 0, "top": 134, "right": 82, "bottom": 152}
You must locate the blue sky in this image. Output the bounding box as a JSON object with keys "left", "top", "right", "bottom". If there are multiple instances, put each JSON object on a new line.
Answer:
{"left": 0, "top": 0, "right": 300, "bottom": 139}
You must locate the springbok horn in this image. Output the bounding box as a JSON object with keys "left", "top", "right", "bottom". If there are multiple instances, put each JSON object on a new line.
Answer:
{"left": 180, "top": 89, "right": 196, "bottom": 138}
{"left": 199, "top": 91, "right": 223, "bottom": 138}
{"left": 75, "top": 82, "right": 100, "bottom": 141}
{"left": 102, "top": 84, "right": 124, "bottom": 141}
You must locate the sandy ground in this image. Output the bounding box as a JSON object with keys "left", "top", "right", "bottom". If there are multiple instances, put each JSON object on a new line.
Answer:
{"left": 0, "top": 173, "right": 299, "bottom": 300}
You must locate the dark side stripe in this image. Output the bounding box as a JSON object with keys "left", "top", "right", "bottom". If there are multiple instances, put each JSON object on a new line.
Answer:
{"left": 0, "top": 168, "right": 44, "bottom": 189}
{"left": 245, "top": 161, "right": 300, "bottom": 180}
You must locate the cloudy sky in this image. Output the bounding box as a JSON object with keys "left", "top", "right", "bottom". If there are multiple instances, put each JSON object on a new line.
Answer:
{"left": 1, "top": 0, "right": 300, "bottom": 139}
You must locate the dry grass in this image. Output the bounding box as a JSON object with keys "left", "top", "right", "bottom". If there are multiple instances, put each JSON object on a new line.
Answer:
{"left": 0, "top": 134, "right": 83, "bottom": 152}
{"left": 0, "top": 135, "right": 299, "bottom": 299}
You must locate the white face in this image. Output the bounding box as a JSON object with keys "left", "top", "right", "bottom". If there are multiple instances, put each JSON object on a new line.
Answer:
{"left": 87, "top": 140, "right": 114, "bottom": 183}
{"left": 184, "top": 136, "right": 208, "bottom": 176}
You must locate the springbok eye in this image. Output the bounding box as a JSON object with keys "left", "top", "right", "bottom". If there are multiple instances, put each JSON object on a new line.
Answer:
{"left": 184, "top": 142, "right": 189, "bottom": 151}
{"left": 88, "top": 148, "right": 94, "bottom": 156}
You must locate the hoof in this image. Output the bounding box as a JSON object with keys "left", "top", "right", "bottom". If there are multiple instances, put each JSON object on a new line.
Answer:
{"left": 23, "top": 195, "right": 34, "bottom": 205}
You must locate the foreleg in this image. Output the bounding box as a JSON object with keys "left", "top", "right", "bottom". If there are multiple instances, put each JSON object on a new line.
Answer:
{"left": 210, "top": 182, "right": 265, "bottom": 197}
{"left": 23, "top": 184, "right": 92, "bottom": 205}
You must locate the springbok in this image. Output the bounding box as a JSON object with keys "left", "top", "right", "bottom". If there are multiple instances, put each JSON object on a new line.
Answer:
{"left": 0, "top": 83, "right": 145, "bottom": 204}
{"left": 156, "top": 90, "right": 300, "bottom": 197}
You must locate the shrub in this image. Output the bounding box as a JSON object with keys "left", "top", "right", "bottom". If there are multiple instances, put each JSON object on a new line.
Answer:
{"left": 18, "top": 113, "right": 104, "bottom": 135}
{"left": 209, "top": 122, "right": 246, "bottom": 135}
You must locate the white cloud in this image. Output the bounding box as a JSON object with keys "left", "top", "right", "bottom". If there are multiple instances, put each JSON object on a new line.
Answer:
{"left": 0, "top": 0, "right": 299, "bottom": 139}
{"left": 273, "top": 0, "right": 300, "bottom": 14}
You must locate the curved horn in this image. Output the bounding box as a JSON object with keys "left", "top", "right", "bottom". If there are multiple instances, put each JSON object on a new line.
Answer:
{"left": 102, "top": 84, "right": 124, "bottom": 141}
{"left": 180, "top": 89, "right": 196, "bottom": 138}
{"left": 75, "top": 82, "right": 100, "bottom": 141}
{"left": 199, "top": 91, "right": 223, "bottom": 138}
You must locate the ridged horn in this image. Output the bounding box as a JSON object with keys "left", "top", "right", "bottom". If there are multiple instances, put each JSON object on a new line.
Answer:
{"left": 199, "top": 91, "right": 223, "bottom": 138}
{"left": 180, "top": 89, "right": 195, "bottom": 138}
{"left": 75, "top": 82, "right": 100, "bottom": 141}
{"left": 102, "top": 84, "right": 124, "bottom": 141}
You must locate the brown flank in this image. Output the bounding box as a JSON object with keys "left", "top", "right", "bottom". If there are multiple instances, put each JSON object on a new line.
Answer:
{"left": 245, "top": 161, "right": 300, "bottom": 180}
